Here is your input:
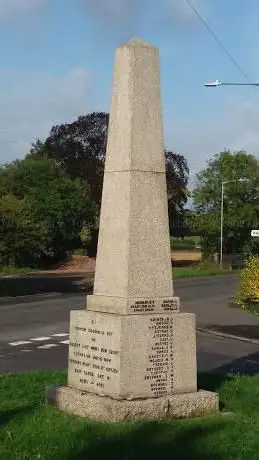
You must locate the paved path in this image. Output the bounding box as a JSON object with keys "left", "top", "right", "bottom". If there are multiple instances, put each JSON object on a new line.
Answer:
{"left": 1, "top": 275, "right": 259, "bottom": 374}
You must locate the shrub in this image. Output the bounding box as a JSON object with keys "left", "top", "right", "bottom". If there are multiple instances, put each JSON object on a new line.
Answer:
{"left": 235, "top": 256, "right": 259, "bottom": 307}
{"left": 80, "top": 225, "right": 92, "bottom": 252}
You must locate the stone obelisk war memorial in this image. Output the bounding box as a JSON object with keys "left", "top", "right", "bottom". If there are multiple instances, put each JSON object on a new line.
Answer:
{"left": 48, "top": 38, "right": 219, "bottom": 421}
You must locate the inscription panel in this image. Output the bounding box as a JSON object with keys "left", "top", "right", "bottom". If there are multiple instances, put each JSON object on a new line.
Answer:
{"left": 161, "top": 299, "right": 178, "bottom": 312}
{"left": 87, "top": 294, "right": 179, "bottom": 314}
{"left": 138, "top": 315, "right": 195, "bottom": 397}
{"left": 144, "top": 316, "right": 176, "bottom": 397}
{"left": 129, "top": 297, "right": 179, "bottom": 314}
{"left": 68, "top": 311, "right": 196, "bottom": 399}
{"left": 130, "top": 300, "right": 155, "bottom": 313}
{"left": 68, "top": 311, "right": 121, "bottom": 396}
{"left": 120, "top": 314, "right": 183, "bottom": 399}
{"left": 145, "top": 316, "right": 170, "bottom": 397}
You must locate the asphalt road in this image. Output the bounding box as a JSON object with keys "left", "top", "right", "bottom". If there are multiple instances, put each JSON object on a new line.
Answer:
{"left": 1, "top": 274, "right": 259, "bottom": 375}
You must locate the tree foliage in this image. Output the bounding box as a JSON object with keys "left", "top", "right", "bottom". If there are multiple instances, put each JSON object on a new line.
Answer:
{"left": 30, "top": 113, "right": 108, "bottom": 205}
{"left": 0, "top": 156, "right": 96, "bottom": 267}
{"left": 0, "top": 112, "right": 190, "bottom": 267}
{"left": 192, "top": 150, "right": 259, "bottom": 256}
{"left": 0, "top": 194, "right": 49, "bottom": 267}
{"left": 30, "top": 112, "right": 189, "bottom": 224}
{"left": 165, "top": 151, "right": 189, "bottom": 235}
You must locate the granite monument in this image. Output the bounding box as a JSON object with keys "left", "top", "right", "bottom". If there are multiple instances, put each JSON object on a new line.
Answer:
{"left": 47, "top": 38, "right": 219, "bottom": 421}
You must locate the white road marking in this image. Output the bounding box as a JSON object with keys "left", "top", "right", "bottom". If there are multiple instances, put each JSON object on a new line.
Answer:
{"left": 30, "top": 337, "right": 51, "bottom": 342}
{"left": 9, "top": 341, "right": 31, "bottom": 346}
{"left": 52, "top": 333, "right": 69, "bottom": 337}
{"left": 37, "top": 343, "right": 59, "bottom": 349}
{"left": 21, "top": 349, "right": 32, "bottom": 353}
{"left": 60, "top": 340, "right": 69, "bottom": 345}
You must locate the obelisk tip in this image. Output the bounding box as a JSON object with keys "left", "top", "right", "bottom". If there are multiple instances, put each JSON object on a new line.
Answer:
{"left": 122, "top": 37, "right": 156, "bottom": 49}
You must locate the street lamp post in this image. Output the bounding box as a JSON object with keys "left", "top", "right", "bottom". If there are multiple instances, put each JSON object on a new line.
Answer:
{"left": 205, "top": 79, "right": 252, "bottom": 266}
{"left": 220, "top": 179, "right": 248, "bottom": 269}
{"left": 205, "top": 80, "right": 259, "bottom": 87}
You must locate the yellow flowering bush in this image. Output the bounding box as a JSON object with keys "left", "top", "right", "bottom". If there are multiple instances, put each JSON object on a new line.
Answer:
{"left": 235, "top": 256, "right": 259, "bottom": 307}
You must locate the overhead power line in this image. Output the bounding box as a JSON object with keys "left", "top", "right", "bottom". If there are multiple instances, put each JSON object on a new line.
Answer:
{"left": 185, "top": 0, "right": 253, "bottom": 84}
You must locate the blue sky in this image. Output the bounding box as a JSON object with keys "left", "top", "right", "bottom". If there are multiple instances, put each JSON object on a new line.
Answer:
{"left": 0, "top": 0, "right": 259, "bottom": 184}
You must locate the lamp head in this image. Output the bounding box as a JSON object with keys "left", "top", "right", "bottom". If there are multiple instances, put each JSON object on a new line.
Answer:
{"left": 205, "top": 79, "right": 221, "bottom": 87}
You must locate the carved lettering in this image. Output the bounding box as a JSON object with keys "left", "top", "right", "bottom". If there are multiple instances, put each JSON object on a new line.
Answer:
{"left": 70, "top": 314, "right": 175, "bottom": 397}
{"left": 130, "top": 299, "right": 155, "bottom": 313}
{"left": 88, "top": 328, "right": 105, "bottom": 335}
{"left": 70, "top": 322, "right": 120, "bottom": 392}
{"left": 161, "top": 299, "right": 178, "bottom": 312}
{"left": 144, "top": 316, "right": 173, "bottom": 396}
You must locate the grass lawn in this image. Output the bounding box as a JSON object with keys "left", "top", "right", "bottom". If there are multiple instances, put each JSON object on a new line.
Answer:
{"left": 0, "top": 266, "right": 37, "bottom": 276}
{"left": 0, "top": 265, "right": 238, "bottom": 282}
{"left": 1, "top": 371, "right": 259, "bottom": 459}
{"left": 173, "top": 266, "right": 239, "bottom": 279}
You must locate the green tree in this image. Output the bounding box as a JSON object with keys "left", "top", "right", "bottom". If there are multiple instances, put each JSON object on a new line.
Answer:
{"left": 0, "top": 194, "right": 49, "bottom": 267}
{"left": 29, "top": 113, "right": 108, "bottom": 205}
{"left": 165, "top": 151, "right": 189, "bottom": 236}
{"left": 0, "top": 156, "right": 97, "bottom": 267}
{"left": 192, "top": 150, "right": 259, "bottom": 258}
{"left": 29, "top": 112, "right": 189, "bottom": 249}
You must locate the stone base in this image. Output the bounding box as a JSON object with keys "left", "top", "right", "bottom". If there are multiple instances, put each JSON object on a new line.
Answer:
{"left": 47, "top": 385, "right": 219, "bottom": 422}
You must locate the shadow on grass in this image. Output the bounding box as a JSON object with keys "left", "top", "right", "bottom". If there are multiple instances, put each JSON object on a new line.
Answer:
{"left": 65, "top": 421, "right": 227, "bottom": 460}
{"left": 61, "top": 373, "right": 231, "bottom": 459}
{"left": 198, "top": 373, "right": 233, "bottom": 392}
{"left": 197, "top": 373, "right": 236, "bottom": 412}
{"left": 0, "top": 273, "right": 94, "bottom": 297}
{"left": 0, "top": 405, "right": 35, "bottom": 427}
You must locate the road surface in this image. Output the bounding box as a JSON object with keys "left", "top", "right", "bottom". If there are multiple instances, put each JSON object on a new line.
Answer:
{"left": 1, "top": 275, "right": 259, "bottom": 375}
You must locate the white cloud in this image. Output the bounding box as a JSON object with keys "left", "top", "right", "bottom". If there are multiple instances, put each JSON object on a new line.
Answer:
{"left": 169, "top": 97, "right": 259, "bottom": 177}
{"left": 79, "top": 0, "right": 209, "bottom": 42}
{"left": 81, "top": 0, "right": 207, "bottom": 23}
{"left": 80, "top": 0, "right": 145, "bottom": 20}
{"left": 84, "top": 0, "right": 137, "bottom": 21}
{"left": 0, "top": 67, "right": 92, "bottom": 164}
{"left": 0, "top": 0, "right": 46, "bottom": 22}
{"left": 79, "top": 0, "right": 147, "bottom": 41}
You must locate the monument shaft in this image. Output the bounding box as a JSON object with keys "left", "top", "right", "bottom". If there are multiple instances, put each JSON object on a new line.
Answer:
{"left": 87, "top": 39, "right": 178, "bottom": 315}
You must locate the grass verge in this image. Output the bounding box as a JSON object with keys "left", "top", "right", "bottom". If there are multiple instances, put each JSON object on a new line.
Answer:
{"left": 1, "top": 371, "right": 259, "bottom": 459}
{"left": 0, "top": 266, "right": 239, "bottom": 299}
{"left": 0, "top": 266, "right": 37, "bottom": 276}
{"left": 0, "top": 265, "right": 238, "bottom": 283}
{"left": 173, "top": 266, "right": 240, "bottom": 279}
